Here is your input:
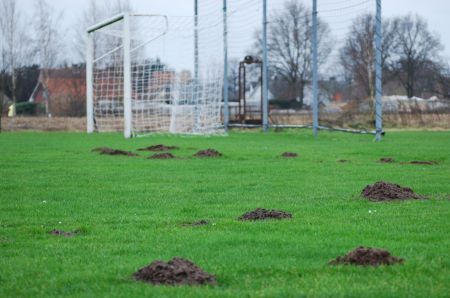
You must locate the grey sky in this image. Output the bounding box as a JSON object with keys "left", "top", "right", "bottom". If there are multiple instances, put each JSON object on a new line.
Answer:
{"left": 17, "top": 0, "right": 450, "bottom": 62}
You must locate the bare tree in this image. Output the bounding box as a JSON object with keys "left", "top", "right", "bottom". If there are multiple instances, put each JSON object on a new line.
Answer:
{"left": 227, "top": 58, "right": 240, "bottom": 102}
{"left": 253, "top": 0, "right": 331, "bottom": 106}
{"left": 392, "top": 14, "right": 444, "bottom": 98}
{"left": 33, "top": 0, "right": 64, "bottom": 115}
{"left": 438, "top": 63, "right": 450, "bottom": 99}
{"left": 271, "top": 1, "right": 330, "bottom": 105}
{"left": 339, "top": 14, "right": 397, "bottom": 100}
{"left": 0, "top": 47, "right": 7, "bottom": 132}
{"left": 73, "top": 0, "right": 132, "bottom": 62}
{"left": 0, "top": 0, "right": 31, "bottom": 115}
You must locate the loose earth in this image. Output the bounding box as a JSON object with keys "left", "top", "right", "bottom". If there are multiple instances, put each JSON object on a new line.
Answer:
{"left": 133, "top": 257, "right": 216, "bottom": 286}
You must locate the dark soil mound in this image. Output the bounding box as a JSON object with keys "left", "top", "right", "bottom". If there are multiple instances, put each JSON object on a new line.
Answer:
{"left": 338, "top": 159, "right": 350, "bottom": 163}
{"left": 329, "top": 246, "right": 404, "bottom": 266}
{"left": 149, "top": 153, "right": 175, "bottom": 159}
{"left": 281, "top": 152, "right": 298, "bottom": 158}
{"left": 182, "top": 220, "right": 209, "bottom": 227}
{"left": 92, "top": 147, "right": 137, "bottom": 156}
{"left": 49, "top": 229, "right": 78, "bottom": 237}
{"left": 409, "top": 160, "right": 437, "bottom": 165}
{"left": 238, "top": 208, "right": 292, "bottom": 221}
{"left": 194, "top": 149, "right": 222, "bottom": 158}
{"left": 379, "top": 157, "right": 394, "bottom": 163}
{"left": 361, "top": 181, "right": 424, "bottom": 201}
{"left": 138, "top": 144, "right": 179, "bottom": 152}
{"left": 133, "top": 257, "right": 216, "bottom": 286}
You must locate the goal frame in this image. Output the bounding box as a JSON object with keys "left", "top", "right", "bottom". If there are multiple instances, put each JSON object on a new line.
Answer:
{"left": 86, "top": 12, "right": 169, "bottom": 138}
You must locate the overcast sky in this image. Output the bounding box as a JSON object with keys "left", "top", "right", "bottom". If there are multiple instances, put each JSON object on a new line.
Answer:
{"left": 17, "top": 0, "right": 450, "bottom": 62}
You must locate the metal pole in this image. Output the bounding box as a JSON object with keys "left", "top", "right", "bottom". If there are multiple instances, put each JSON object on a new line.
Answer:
{"left": 312, "top": 0, "right": 319, "bottom": 137}
{"left": 123, "top": 12, "right": 132, "bottom": 139}
{"left": 86, "top": 32, "right": 94, "bottom": 133}
{"left": 193, "top": 0, "right": 200, "bottom": 131}
{"left": 375, "top": 0, "right": 383, "bottom": 141}
{"left": 194, "top": 0, "right": 199, "bottom": 83}
{"left": 262, "top": 0, "right": 269, "bottom": 132}
{"left": 223, "top": 0, "right": 229, "bottom": 130}
{"left": 87, "top": 13, "right": 125, "bottom": 33}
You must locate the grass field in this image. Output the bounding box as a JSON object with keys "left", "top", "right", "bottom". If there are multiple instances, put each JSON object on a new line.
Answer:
{"left": 0, "top": 130, "right": 449, "bottom": 297}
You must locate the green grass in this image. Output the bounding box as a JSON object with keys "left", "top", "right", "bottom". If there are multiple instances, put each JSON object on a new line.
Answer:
{"left": 0, "top": 130, "right": 449, "bottom": 297}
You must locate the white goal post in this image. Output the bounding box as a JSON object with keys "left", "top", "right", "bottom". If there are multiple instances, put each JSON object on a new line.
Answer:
{"left": 86, "top": 11, "right": 224, "bottom": 138}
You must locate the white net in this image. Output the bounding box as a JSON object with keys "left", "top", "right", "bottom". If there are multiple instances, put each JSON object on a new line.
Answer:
{"left": 91, "top": 10, "right": 224, "bottom": 136}
{"left": 92, "top": 19, "right": 125, "bottom": 132}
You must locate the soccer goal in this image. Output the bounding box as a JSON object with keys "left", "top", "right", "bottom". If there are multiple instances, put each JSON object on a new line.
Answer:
{"left": 86, "top": 12, "right": 224, "bottom": 138}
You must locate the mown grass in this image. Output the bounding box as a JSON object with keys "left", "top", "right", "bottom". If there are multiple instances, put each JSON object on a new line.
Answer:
{"left": 0, "top": 130, "right": 449, "bottom": 297}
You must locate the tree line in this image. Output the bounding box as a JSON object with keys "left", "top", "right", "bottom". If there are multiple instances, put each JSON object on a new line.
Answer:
{"left": 254, "top": 0, "right": 449, "bottom": 107}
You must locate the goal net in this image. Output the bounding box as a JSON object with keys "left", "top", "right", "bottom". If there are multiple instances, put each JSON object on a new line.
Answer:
{"left": 87, "top": 1, "right": 382, "bottom": 139}
{"left": 87, "top": 11, "right": 224, "bottom": 137}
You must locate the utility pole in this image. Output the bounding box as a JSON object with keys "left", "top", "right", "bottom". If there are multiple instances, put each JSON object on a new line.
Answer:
{"left": 262, "top": 0, "right": 269, "bottom": 132}
{"left": 312, "top": 0, "right": 319, "bottom": 137}
{"left": 223, "top": 0, "right": 229, "bottom": 130}
{"left": 375, "top": 0, "right": 383, "bottom": 141}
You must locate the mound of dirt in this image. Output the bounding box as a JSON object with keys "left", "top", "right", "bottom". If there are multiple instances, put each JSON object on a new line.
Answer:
{"left": 138, "top": 144, "right": 179, "bottom": 151}
{"left": 361, "top": 181, "right": 424, "bottom": 201}
{"left": 193, "top": 149, "right": 222, "bottom": 158}
{"left": 49, "top": 229, "right": 78, "bottom": 237}
{"left": 379, "top": 157, "right": 394, "bottom": 163}
{"left": 238, "top": 208, "right": 292, "bottom": 221}
{"left": 409, "top": 160, "right": 438, "bottom": 165}
{"left": 182, "top": 220, "right": 209, "bottom": 227}
{"left": 329, "top": 246, "right": 404, "bottom": 266}
{"left": 92, "top": 147, "right": 138, "bottom": 156}
{"left": 133, "top": 257, "right": 216, "bottom": 286}
{"left": 149, "top": 153, "right": 175, "bottom": 159}
{"left": 281, "top": 152, "right": 298, "bottom": 158}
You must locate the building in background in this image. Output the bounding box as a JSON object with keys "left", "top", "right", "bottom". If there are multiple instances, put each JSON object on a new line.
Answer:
{"left": 29, "top": 67, "right": 86, "bottom": 117}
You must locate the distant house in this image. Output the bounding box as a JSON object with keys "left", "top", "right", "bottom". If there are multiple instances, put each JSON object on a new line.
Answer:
{"left": 246, "top": 82, "right": 275, "bottom": 105}
{"left": 1, "top": 91, "right": 12, "bottom": 115}
{"left": 29, "top": 68, "right": 86, "bottom": 116}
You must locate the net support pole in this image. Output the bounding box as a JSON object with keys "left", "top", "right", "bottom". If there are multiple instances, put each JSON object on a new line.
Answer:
{"left": 193, "top": 0, "right": 200, "bottom": 132}
{"left": 375, "top": 0, "right": 383, "bottom": 141}
{"left": 223, "top": 0, "right": 229, "bottom": 130}
{"left": 194, "top": 1, "right": 199, "bottom": 84}
{"left": 312, "top": 0, "right": 319, "bottom": 137}
{"left": 262, "top": 0, "right": 269, "bottom": 132}
{"left": 123, "top": 12, "right": 132, "bottom": 139}
{"left": 86, "top": 32, "right": 94, "bottom": 133}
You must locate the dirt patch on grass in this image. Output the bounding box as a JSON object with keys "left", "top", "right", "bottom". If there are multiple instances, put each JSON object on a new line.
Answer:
{"left": 338, "top": 159, "right": 350, "bottom": 163}
{"left": 329, "top": 246, "right": 404, "bottom": 266}
{"left": 49, "top": 229, "right": 78, "bottom": 237}
{"left": 379, "top": 157, "right": 394, "bottom": 163}
{"left": 238, "top": 208, "right": 292, "bottom": 221}
{"left": 361, "top": 181, "right": 424, "bottom": 201}
{"left": 193, "top": 149, "right": 222, "bottom": 158}
{"left": 133, "top": 257, "right": 216, "bottom": 286}
{"left": 92, "top": 147, "right": 138, "bottom": 156}
{"left": 148, "top": 153, "right": 175, "bottom": 159}
{"left": 408, "top": 160, "right": 438, "bottom": 165}
{"left": 138, "top": 144, "right": 179, "bottom": 151}
{"left": 281, "top": 152, "right": 298, "bottom": 158}
{"left": 182, "top": 220, "right": 209, "bottom": 227}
